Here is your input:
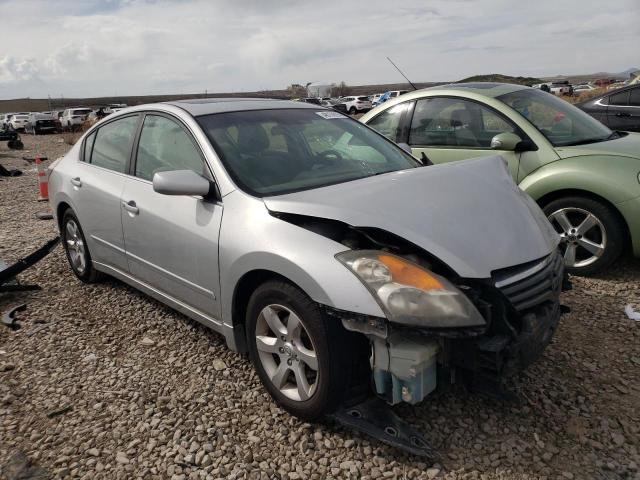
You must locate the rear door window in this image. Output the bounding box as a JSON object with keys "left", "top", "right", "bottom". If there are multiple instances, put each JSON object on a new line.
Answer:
{"left": 609, "top": 91, "right": 629, "bottom": 106}
{"left": 90, "top": 115, "right": 139, "bottom": 173}
{"left": 629, "top": 88, "right": 640, "bottom": 107}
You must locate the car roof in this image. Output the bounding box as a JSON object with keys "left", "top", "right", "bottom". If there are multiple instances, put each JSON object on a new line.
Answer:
{"left": 424, "top": 82, "right": 530, "bottom": 98}
{"left": 165, "top": 97, "right": 321, "bottom": 116}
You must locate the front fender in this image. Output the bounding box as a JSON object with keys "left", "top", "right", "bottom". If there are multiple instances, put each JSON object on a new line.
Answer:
{"left": 218, "top": 192, "right": 385, "bottom": 332}
{"left": 520, "top": 155, "right": 640, "bottom": 205}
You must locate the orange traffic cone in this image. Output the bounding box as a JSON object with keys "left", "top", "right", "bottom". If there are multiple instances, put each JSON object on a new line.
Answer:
{"left": 36, "top": 156, "right": 49, "bottom": 202}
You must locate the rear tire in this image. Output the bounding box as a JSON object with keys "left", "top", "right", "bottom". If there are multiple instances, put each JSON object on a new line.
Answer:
{"left": 349, "top": 107, "right": 356, "bottom": 115}
{"left": 61, "top": 210, "right": 103, "bottom": 283}
{"left": 246, "top": 280, "right": 365, "bottom": 420}
{"left": 543, "top": 196, "right": 625, "bottom": 276}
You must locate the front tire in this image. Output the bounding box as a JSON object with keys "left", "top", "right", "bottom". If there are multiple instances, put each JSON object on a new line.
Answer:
{"left": 61, "top": 210, "right": 102, "bottom": 283}
{"left": 246, "top": 280, "right": 361, "bottom": 420}
{"left": 543, "top": 196, "right": 625, "bottom": 276}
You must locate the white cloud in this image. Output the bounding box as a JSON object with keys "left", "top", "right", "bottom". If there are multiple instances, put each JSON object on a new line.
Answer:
{"left": 0, "top": 0, "right": 637, "bottom": 99}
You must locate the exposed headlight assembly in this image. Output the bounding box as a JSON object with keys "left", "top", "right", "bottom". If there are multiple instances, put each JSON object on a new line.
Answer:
{"left": 336, "top": 250, "right": 485, "bottom": 328}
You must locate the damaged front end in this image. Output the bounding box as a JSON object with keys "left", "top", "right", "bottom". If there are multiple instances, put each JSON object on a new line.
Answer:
{"left": 274, "top": 211, "right": 569, "bottom": 407}
{"left": 334, "top": 249, "right": 568, "bottom": 406}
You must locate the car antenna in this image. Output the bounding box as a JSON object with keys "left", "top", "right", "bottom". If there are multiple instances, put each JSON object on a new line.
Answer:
{"left": 420, "top": 152, "right": 434, "bottom": 166}
{"left": 386, "top": 57, "right": 418, "bottom": 91}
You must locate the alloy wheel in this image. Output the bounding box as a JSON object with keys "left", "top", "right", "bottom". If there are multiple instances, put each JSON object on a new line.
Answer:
{"left": 254, "top": 304, "right": 318, "bottom": 402}
{"left": 65, "top": 219, "right": 87, "bottom": 274}
{"left": 548, "top": 207, "right": 606, "bottom": 268}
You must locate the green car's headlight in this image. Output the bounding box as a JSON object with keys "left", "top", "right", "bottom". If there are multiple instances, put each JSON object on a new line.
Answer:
{"left": 336, "top": 250, "right": 486, "bottom": 328}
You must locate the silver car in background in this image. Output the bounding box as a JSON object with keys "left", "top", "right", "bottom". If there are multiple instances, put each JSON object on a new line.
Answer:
{"left": 48, "top": 99, "right": 564, "bottom": 420}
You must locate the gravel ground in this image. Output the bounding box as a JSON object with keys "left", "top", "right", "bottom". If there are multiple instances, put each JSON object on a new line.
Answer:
{"left": 1, "top": 133, "right": 639, "bottom": 480}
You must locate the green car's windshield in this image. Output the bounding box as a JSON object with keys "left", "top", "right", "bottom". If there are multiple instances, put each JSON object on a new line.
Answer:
{"left": 498, "top": 89, "right": 615, "bottom": 147}
{"left": 197, "top": 108, "right": 420, "bottom": 196}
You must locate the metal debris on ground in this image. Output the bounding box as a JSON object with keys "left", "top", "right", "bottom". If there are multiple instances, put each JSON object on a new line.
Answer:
{"left": 45, "top": 404, "right": 73, "bottom": 418}
{"left": 35, "top": 211, "right": 53, "bottom": 220}
{"left": 624, "top": 304, "right": 640, "bottom": 321}
{"left": 1, "top": 304, "right": 26, "bottom": 330}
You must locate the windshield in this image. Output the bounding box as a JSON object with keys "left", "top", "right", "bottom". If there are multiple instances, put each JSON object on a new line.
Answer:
{"left": 498, "top": 89, "right": 613, "bottom": 147}
{"left": 197, "top": 108, "right": 420, "bottom": 196}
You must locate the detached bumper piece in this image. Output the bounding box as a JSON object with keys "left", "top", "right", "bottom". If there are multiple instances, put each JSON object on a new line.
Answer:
{"left": 331, "top": 397, "right": 439, "bottom": 459}
{"left": 0, "top": 237, "right": 60, "bottom": 292}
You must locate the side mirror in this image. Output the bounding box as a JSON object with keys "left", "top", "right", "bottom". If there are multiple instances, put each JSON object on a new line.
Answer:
{"left": 397, "top": 142, "right": 413, "bottom": 154}
{"left": 153, "top": 170, "right": 212, "bottom": 197}
{"left": 490, "top": 132, "right": 523, "bottom": 151}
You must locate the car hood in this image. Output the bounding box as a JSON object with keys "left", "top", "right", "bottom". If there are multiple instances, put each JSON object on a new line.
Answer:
{"left": 555, "top": 131, "right": 640, "bottom": 160}
{"left": 264, "top": 156, "right": 559, "bottom": 279}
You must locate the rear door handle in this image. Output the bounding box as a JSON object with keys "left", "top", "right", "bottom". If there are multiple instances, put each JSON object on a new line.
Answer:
{"left": 122, "top": 200, "right": 139, "bottom": 215}
{"left": 70, "top": 177, "right": 82, "bottom": 187}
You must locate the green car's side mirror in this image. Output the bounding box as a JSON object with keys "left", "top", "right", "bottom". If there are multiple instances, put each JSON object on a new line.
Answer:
{"left": 490, "top": 132, "right": 523, "bottom": 151}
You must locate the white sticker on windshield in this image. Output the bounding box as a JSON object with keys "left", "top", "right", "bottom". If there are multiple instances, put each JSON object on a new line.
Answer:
{"left": 315, "top": 111, "right": 346, "bottom": 119}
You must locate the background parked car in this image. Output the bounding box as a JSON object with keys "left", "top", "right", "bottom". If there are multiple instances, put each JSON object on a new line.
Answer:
{"left": 320, "top": 99, "right": 348, "bottom": 114}
{"left": 9, "top": 113, "right": 30, "bottom": 131}
{"left": 370, "top": 93, "right": 384, "bottom": 105}
{"left": 339, "top": 96, "right": 372, "bottom": 114}
{"left": 572, "top": 84, "right": 596, "bottom": 95}
{"left": 362, "top": 83, "right": 640, "bottom": 275}
{"left": 577, "top": 84, "right": 640, "bottom": 132}
{"left": 607, "top": 82, "right": 628, "bottom": 90}
{"left": 300, "top": 97, "right": 322, "bottom": 105}
{"left": 59, "top": 108, "right": 93, "bottom": 130}
{"left": 25, "top": 112, "right": 57, "bottom": 134}
{"left": 550, "top": 81, "right": 573, "bottom": 96}
{"left": 373, "top": 90, "right": 409, "bottom": 107}
{"left": 1, "top": 113, "right": 17, "bottom": 129}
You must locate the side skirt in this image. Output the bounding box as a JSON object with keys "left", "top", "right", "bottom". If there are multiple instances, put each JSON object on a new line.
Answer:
{"left": 93, "top": 261, "right": 239, "bottom": 350}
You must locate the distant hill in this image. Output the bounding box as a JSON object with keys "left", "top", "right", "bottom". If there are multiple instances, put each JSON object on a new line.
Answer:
{"left": 456, "top": 74, "right": 543, "bottom": 86}
{"left": 542, "top": 68, "right": 637, "bottom": 84}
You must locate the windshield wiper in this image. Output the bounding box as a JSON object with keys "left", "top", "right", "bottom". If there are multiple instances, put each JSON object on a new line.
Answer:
{"left": 561, "top": 133, "right": 618, "bottom": 147}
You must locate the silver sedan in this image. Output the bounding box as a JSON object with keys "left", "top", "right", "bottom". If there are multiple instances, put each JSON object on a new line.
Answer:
{"left": 49, "top": 99, "right": 563, "bottom": 420}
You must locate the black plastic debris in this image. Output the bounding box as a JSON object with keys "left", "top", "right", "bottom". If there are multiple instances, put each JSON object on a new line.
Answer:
{"left": 1, "top": 304, "right": 26, "bottom": 330}
{"left": 0, "top": 237, "right": 60, "bottom": 293}
{"left": 0, "top": 163, "right": 22, "bottom": 177}
{"left": 330, "top": 396, "right": 440, "bottom": 459}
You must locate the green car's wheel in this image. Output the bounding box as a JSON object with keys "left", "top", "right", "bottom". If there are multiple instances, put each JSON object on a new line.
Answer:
{"left": 544, "top": 196, "right": 625, "bottom": 276}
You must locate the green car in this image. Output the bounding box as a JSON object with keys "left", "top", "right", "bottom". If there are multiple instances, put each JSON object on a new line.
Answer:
{"left": 360, "top": 83, "right": 640, "bottom": 275}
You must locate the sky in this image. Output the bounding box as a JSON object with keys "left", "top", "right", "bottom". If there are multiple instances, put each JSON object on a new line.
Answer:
{"left": 0, "top": 0, "right": 638, "bottom": 99}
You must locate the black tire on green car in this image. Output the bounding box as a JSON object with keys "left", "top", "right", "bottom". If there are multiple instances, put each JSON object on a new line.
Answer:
{"left": 543, "top": 195, "right": 625, "bottom": 276}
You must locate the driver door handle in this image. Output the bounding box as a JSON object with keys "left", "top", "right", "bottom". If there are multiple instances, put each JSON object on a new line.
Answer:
{"left": 70, "top": 177, "right": 82, "bottom": 187}
{"left": 122, "top": 200, "right": 139, "bottom": 215}
{"left": 615, "top": 112, "right": 631, "bottom": 117}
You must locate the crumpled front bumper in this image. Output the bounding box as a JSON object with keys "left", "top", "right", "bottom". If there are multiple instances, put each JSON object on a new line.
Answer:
{"left": 345, "top": 250, "right": 567, "bottom": 406}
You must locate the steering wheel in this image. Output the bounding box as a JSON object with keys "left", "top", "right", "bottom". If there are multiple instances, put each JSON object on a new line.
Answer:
{"left": 315, "top": 149, "right": 343, "bottom": 165}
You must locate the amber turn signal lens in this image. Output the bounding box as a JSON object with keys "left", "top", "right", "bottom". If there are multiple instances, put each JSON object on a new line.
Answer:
{"left": 378, "top": 254, "right": 444, "bottom": 291}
